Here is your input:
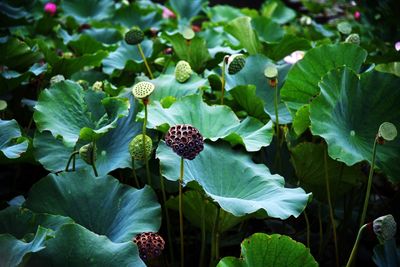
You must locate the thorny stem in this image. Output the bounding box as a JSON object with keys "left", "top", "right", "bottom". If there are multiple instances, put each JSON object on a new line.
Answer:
{"left": 324, "top": 148, "right": 339, "bottom": 267}
{"left": 359, "top": 137, "right": 378, "bottom": 228}
{"left": 220, "top": 56, "right": 228, "bottom": 105}
{"left": 159, "top": 165, "right": 175, "bottom": 264}
{"left": 137, "top": 43, "right": 154, "bottom": 79}
{"left": 65, "top": 151, "right": 79, "bottom": 172}
{"left": 91, "top": 141, "right": 98, "bottom": 177}
{"left": 142, "top": 102, "right": 151, "bottom": 187}
{"left": 179, "top": 157, "right": 185, "bottom": 267}
{"left": 345, "top": 224, "right": 367, "bottom": 267}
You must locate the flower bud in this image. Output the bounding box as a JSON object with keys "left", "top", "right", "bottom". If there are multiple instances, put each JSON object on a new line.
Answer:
{"left": 79, "top": 143, "right": 97, "bottom": 165}
{"left": 44, "top": 2, "right": 57, "bottom": 16}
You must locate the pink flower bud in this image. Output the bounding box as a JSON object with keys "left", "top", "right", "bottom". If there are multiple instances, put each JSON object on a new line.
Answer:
{"left": 354, "top": 11, "right": 361, "bottom": 21}
{"left": 284, "top": 51, "right": 305, "bottom": 64}
{"left": 395, "top": 42, "right": 400, "bottom": 51}
{"left": 162, "top": 7, "right": 176, "bottom": 19}
{"left": 44, "top": 2, "right": 57, "bottom": 16}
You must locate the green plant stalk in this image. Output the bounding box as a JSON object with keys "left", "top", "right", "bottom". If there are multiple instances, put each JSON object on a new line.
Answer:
{"left": 304, "top": 209, "right": 311, "bottom": 248}
{"left": 131, "top": 158, "right": 140, "bottom": 188}
{"left": 220, "top": 59, "right": 226, "bottom": 105}
{"left": 137, "top": 43, "right": 154, "bottom": 79}
{"left": 91, "top": 141, "right": 98, "bottom": 177}
{"left": 72, "top": 145, "right": 77, "bottom": 171}
{"left": 142, "top": 102, "right": 152, "bottom": 187}
{"left": 318, "top": 204, "right": 324, "bottom": 257}
{"left": 215, "top": 207, "right": 221, "bottom": 261}
{"left": 324, "top": 149, "right": 339, "bottom": 267}
{"left": 345, "top": 224, "right": 367, "bottom": 267}
{"left": 199, "top": 197, "right": 206, "bottom": 267}
{"left": 159, "top": 166, "right": 175, "bottom": 264}
{"left": 179, "top": 157, "right": 185, "bottom": 267}
{"left": 65, "top": 151, "right": 79, "bottom": 172}
{"left": 359, "top": 138, "right": 378, "bottom": 228}
{"left": 210, "top": 206, "right": 221, "bottom": 266}
{"left": 272, "top": 79, "right": 282, "bottom": 171}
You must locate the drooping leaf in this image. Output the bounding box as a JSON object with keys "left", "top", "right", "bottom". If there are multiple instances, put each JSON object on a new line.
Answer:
{"left": 34, "top": 94, "right": 142, "bottom": 176}
{"left": 280, "top": 43, "right": 367, "bottom": 113}
{"left": 114, "top": 3, "right": 162, "bottom": 29}
{"left": 290, "top": 143, "right": 363, "bottom": 202}
{"left": 33, "top": 80, "right": 129, "bottom": 146}
{"left": 102, "top": 40, "right": 153, "bottom": 75}
{"left": 0, "top": 119, "right": 29, "bottom": 159}
{"left": 230, "top": 85, "right": 269, "bottom": 122}
{"left": 217, "top": 233, "right": 318, "bottom": 267}
{"left": 205, "top": 5, "right": 244, "bottom": 23}
{"left": 261, "top": 0, "right": 296, "bottom": 24}
{"left": 157, "top": 142, "right": 310, "bottom": 219}
{"left": 310, "top": 68, "right": 400, "bottom": 182}
{"left": 225, "top": 54, "right": 292, "bottom": 123}
{"left": 0, "top": 37, "right": 41, "bottom": 71}
{"left": 225, "top": 16, "right": 261, "bottom": 55}
{"left": 28, "top": 224, "right": 146, "bottom": 267}
{"left": 24, "top": 170, "right": 161, "bottom": 243}
{"left": 375, "top": 62, "right": 400, "bottom": 77}
{"left": 169, "top": 0, "right": 208, "bottom": 23}
{"left": 263, "top": 35, "right": 311, "bottom": 61}
{"left": 61, "top": 0, "right": 114, "bottom": 23}
{"left": 144, "top": 94, "right": 273, "bottom": 152}
{"left": 0, "top": 227, "right": 51, "bottom": 267}
{"left": 162, "top": 33, "right": 211, "bottom": 73}
{"left": 251, "top": 16, "right": 284, "bottom": 43}
{"left": 292, "top": 105, "right": 310, "bottom": 136}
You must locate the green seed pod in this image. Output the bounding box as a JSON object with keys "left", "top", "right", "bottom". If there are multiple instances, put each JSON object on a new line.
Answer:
{"left": 378, "top": 122, "right": 397, "bottom": 141}
{"left": 175, "top": 60, "right": 193, "bottom": 83}
{"left": 345, "top": 33, "right": 360, "bottom": 45}
{"left": 181, "top": 27, "right": 195, "bottom": 40}
{"left": 125, "top": 27, "right": 144, "bottom": 45}
{"left": 79, "top": 143, "right": 97, "bottom": 165}
{"left": 129, "top": 134, "right": 153, "bottom": 161}
{"left": 132, "top": 81, "right": 155, "bottom": 99}
{"left": 227, "top": 54, "right": 246, "bottom": 75}
{"left": 264, "top": 64, "right": 278, "bottom": 79}
{"left": 373, "top": 214, "right": 397, "bottom": 243}
{"left": 92, "top": 81, "right": 103, "bottom": 92}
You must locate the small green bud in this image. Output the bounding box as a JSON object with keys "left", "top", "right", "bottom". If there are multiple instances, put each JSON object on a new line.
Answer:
{"left": 345, "top": 33, "right": 360, "bottom": 45}
{"left": 264, "top": 64, "right": 278, "bottom": 79}
{"left": 0, "top": 100, "right": 7, "bottom": 111}
{"left": 129, "top": 134, "right": 153, "bottom": 161}
{"left": 125, "top": 27, "right": 144, "bottom": 45}
{"left": 227, "top": 54, "right": 246, "bottom": 75}
{"left": 175, "top": 60, "right": 193, "bottom": 83}
{"left": 79, "top": 143, "right": 97, "bottom": 165}
{"left": 337, "top": 21, "right": 352, "bottom": 35}
{"left": 181, "top": 27, "right": 195, "bottom": 40}
{"left": 132, "top": 81, "right": 155, "bottom": 99}
{"left": 378, "top": 122, "right": 397, "bottom": 141}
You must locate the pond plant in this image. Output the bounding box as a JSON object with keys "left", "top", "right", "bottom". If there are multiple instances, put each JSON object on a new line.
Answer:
{"left": 0, "top": 0, "right": 399, "bottom": 266}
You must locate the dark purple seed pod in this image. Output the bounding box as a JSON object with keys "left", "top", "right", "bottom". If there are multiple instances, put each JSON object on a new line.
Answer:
{"left": 165, "top": 124, "right": 204, "bottom": 160}
{"left": 133, "top": 232, "right": 165, "bottom": 261}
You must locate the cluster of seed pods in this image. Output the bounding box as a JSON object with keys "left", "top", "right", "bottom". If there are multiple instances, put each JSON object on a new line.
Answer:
{"left": 165, "top": 124, "right": 204, "bottom": 160}
{"left": 133, "top": 232, "right": 165, "bottom": 261}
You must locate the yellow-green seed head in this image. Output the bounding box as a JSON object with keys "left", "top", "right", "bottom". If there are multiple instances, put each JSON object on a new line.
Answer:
{"left": 174, "top": 60, "right": 192, "bottom": 83}
{"left": 129, "top": 134, "right": 153, "bottom": 161}
{"left": 132, "top": 81, "right": 155, "bottom": 99}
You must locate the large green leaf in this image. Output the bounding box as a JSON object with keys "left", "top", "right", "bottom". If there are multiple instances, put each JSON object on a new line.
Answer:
{"left": 102, "top": 40, "right": 153, "bottom": 75}
{"left": 0, "top": 37, "right": 41, "bottom": 72}
{"left": 280, "top": 43, "right": 367, "bottom": 113}
{"left": 225, "top": 54, "right": 292, "bottom": 123}
{"left": 230, "top": 85, "right": 269, "bottom": 122}
{"left": 61, "top": 0, "right": 114, "bottom": 23}
{"left": 33, "top": 80, "right": 129, "bottom": 147}
{"left": 291, "top": 143, "right": 363, "bottom": 202}
{"left": 28, "top": 224, "right": 145, "bottom": 267}
{"left": 33, "top": 94, "right": 142, "bottom": 175}
{"left": 225, "top": 16, "right": 261, "bottom": 55}
{"left": 205, "top": 5, "right": 244, "bottom": 23}
{"left": 150, "top": 72, "right": 208, "bottom": 102}
{"left": 24, "top": 170, "right": 161, "bottom": 243}
{"left": 162, "top": 33, "right": 211, "bottom": 73}
{"left": 0, "top": 119, "right": 29, "bottom": 159}
{"left": 144, "top": 94, "right": 273, "bottom": 152}
{"left": 251, "top": 16, "right": 284, "bottom": 43}
{"left": 157, "top": 142, "right": 310, "bottom": 219}
{"left": 0, "top": 227, "right": 51, "bottom": 267}
{"left": 114, "top": 4, "right": 162, "bottom": 29}
{"left": 169, "top": 0, "right": 207, "bottom": 22}
{"left": 217, "top": 233, "right": 317, "bottom": 267}
{"left": 261, "top": 0, "right": 296, "bottom": 24}
{"left": 263, "top": 35, "right": 311, "bottom": 61}
{"left": 310, "top": 68, "right": 400, "bottom": 182}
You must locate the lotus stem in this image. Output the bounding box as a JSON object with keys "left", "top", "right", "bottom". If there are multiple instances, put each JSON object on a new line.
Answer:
{"left": 220, "top": 56, "right": 227, "bottom": 105}
{"left": 72, "top": 145, "right": 77, "bottom": 171}
{"left": 324, "top": 148, "right": 339, "bottom": 267}
{"left": 199, "top": 197, "right": 206, "bottom": 267}
{"left": 304, "top": 209, "right": 311, "bottom": 248}
{"left": 210, "top": 206, "right": 221, "bottom": 266}
{"left": 159, "top": 165, "right": 175, "bottom": 264}
{"left": 318, "top": 204, "right": 324, "bottom": 257}
{"left": 142, "top": 102, "right": 152, "bottom": 187}
{"left": 272, "top": 79, "right": 282, "bottom": 171}
{"left": 345, "top": 224, "right": 367, "bottom": 267}
{"left": 137, "top": 43, "right": 154, "bottom": 79}
{"left": 359, "top": 137, "right": 378, "bottom": 228}
{"left": 65, "top": 151, "right": 79, "bottom": 172}
{"left": 179, "top": 156, "right": 185, "bottom": 267}
{"left": 91, "top": 141, "right": 98, "bottom": 177}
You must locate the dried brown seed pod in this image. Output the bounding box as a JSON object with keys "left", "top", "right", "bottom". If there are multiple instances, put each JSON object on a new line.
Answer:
{"left": 133, "top": 232, "right": 165, "bottom": 261}
{"left": 165, "top": 124, "right": 204, "bottom": 160}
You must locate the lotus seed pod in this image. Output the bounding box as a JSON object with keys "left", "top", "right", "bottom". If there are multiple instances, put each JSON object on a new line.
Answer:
{"left": 165, "top": 124, "right": 204, "bottom": 160}
{"left": 345, "top": 33, "right": 360, "bottom": 45}
{"left": 181, "top": 27, "right": 195, "bottom": 40}
{"left": 50, "top": 75, "right": 65, "bottom": 85}
{"left": 373, "top": 214, "right": 397, "bottom": 243}
{"left": 79, "top": 143, "right": 97, "bottom": 165}
{"left": 227, "top": 54, "right": 246, "bottom": 75}
{"left": 264, "top": 64, "right": 278, "bottom": 79}
{"left": 62, "top": 52, "right": 73, "bottom": 59}
{"left": 174, "top": 60, "right": 193, "bottom": 83}
{"left": 129, "top": 134, "right": 153, "bottom": 161}
{"left": 378, "top": 122, "right": 397, "bottom": 141}
{"left": 92, "top": 81, "right": 103, "bottom": 92}
{"left": 133, "top": 232, "right": 165, "bottom": 261}
{"left": 132, "top": 81, "right": 155, "bottom": 99}
{"left": 0, "top": 100, "right": 7, "bottom": 111}
{"left": 125, "top": 27, "right": 144, "bottom": 45}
